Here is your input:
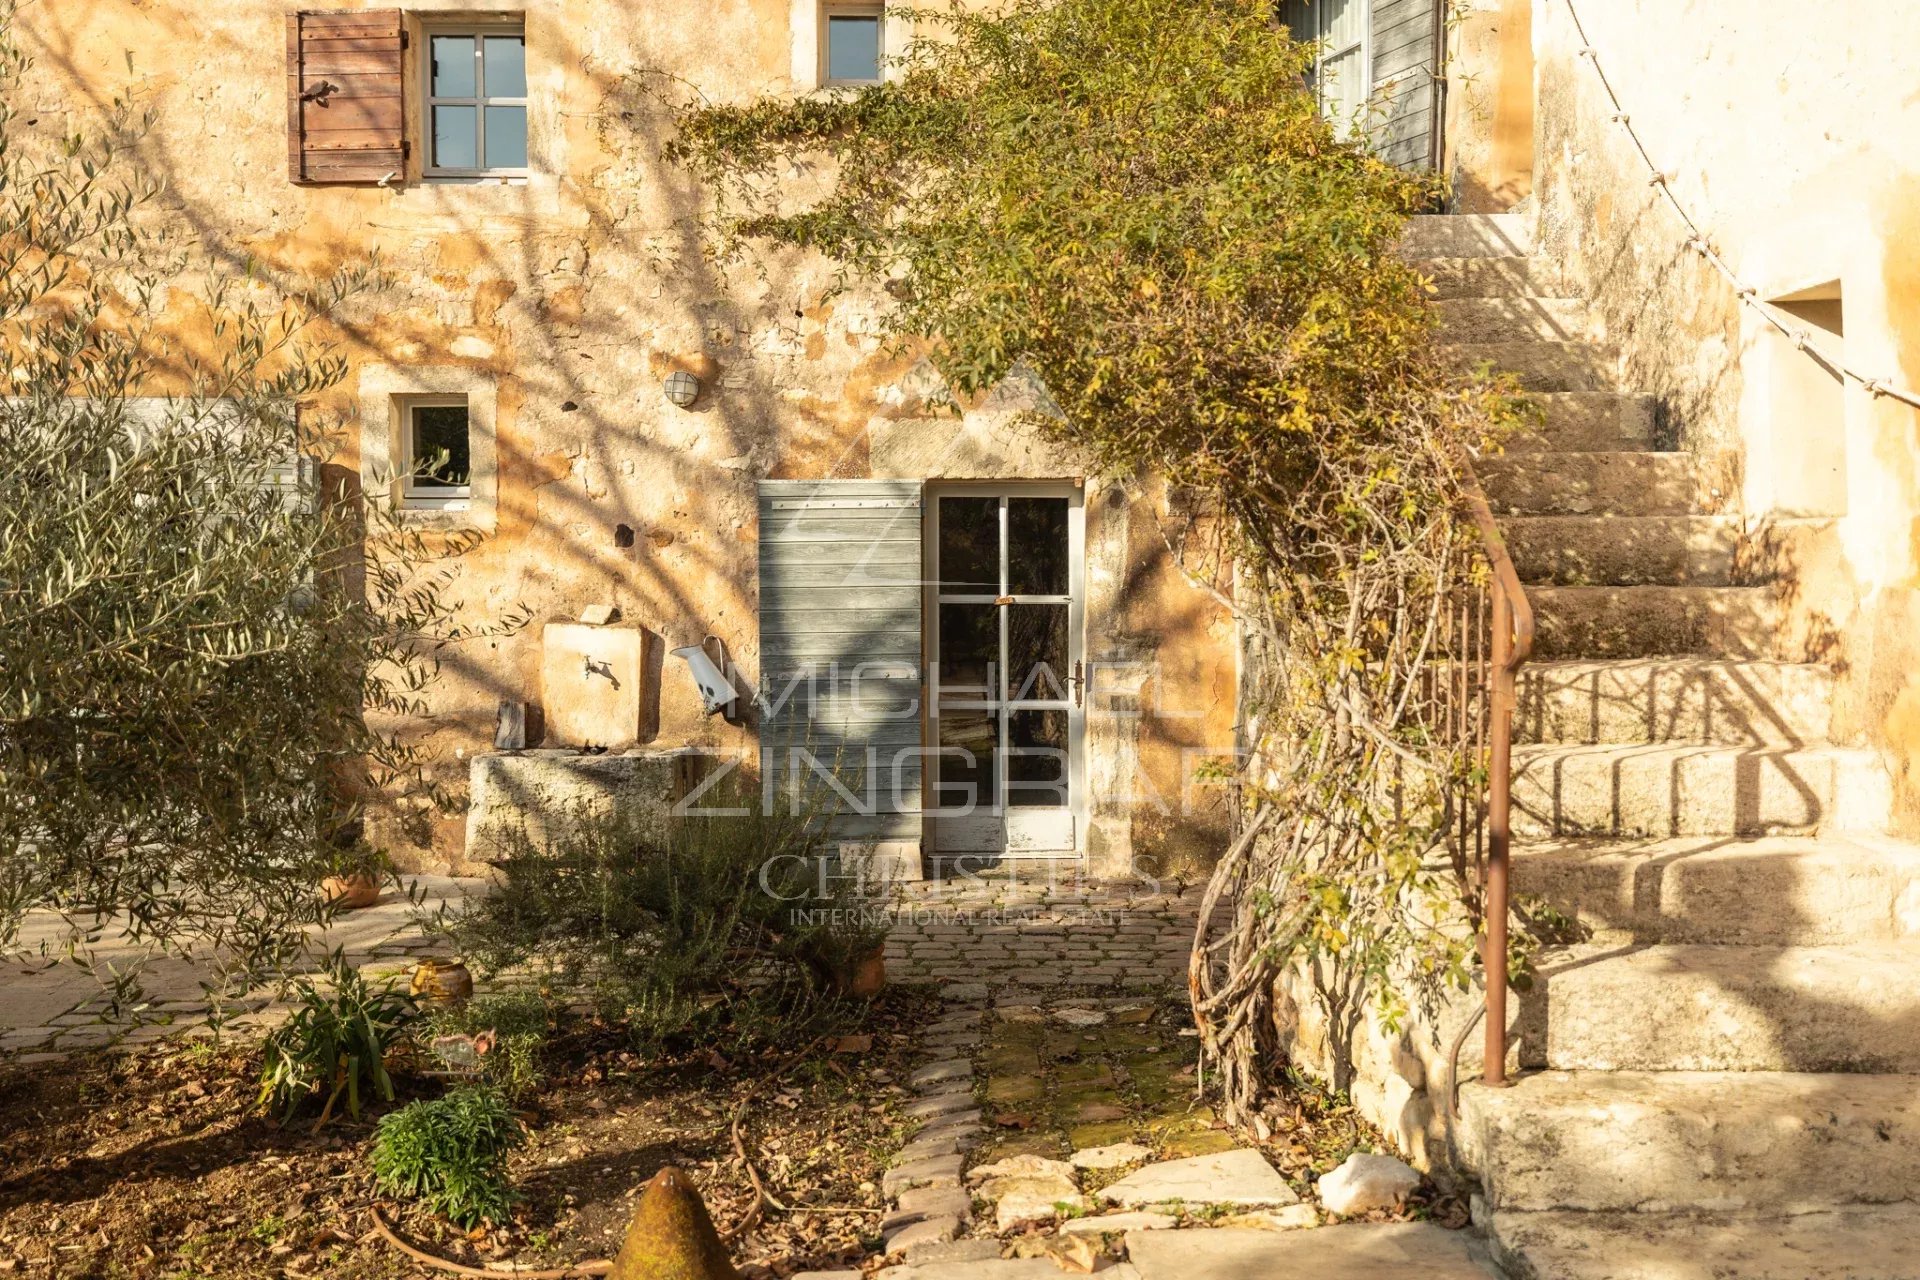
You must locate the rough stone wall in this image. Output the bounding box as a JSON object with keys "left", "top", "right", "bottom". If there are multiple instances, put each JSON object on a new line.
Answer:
{"left": 1525, "top": 0, "right": 1920, "bottom": 829}
{"left": 21, "top": 0, "right": 1237, "bottom": 873}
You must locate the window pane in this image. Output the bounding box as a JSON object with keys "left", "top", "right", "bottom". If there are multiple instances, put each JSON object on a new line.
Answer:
{"left": 432, "top": 105, "right": 478, "bottom": 169}
{"left": 939, "top": 496, "right": 999, "bottom": 592}
{"left": 937, "top": 603, "right": 998, "bottom": 701}
{"left": 826, "top": 14, "right": 881, "bottom": 82}
{"left": 1008, "top": 709, "right": 1068, "bottom": 808}
{"left": 483, "top": 35, "right": 526, "bottom": 96}
{"left": 1007, "top": 603, "right": 1069, "bottom": 701}
{"left": 1323, "top": 0, "right": 1363, "bottom": 47}
{"left": 411, "top": 406, "right": 471, "bottom": 487}
{"left": 1322, "top": 45, "right": 1363, "bottom": 141}
{"left": 937, "top": 711, "right": 997, "bottom": 811}
{"left": 430, "top": 35, "right": 476, "bottom": 97}
{"left": 484, "top": 106, "right": 528, "bottom": 169}
{"left": 1007, "top": 497, "right": 1069, "bottom": 595}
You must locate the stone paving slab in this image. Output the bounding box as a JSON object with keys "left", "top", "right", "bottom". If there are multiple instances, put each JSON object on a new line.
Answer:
{"left": 1125, "top": 1223, "right": 1500, "bottom": 1280}
{"left": 1100, "top": 1149, "right": 1300, "bottom": 1210}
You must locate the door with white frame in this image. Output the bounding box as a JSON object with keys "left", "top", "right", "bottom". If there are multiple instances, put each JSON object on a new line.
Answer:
{"left": 926, "top": 485, "right": 1087, "bottom": 863}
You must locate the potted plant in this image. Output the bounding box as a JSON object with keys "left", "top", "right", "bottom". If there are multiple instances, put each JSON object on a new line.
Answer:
{"left": 320, "top": 844, "right": 388, "bottom": 911}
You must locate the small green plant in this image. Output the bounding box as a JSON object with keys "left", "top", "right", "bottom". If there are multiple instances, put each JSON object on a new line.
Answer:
{"left": 371, "top": 1085, "right": 523, "bottom": 1228}
{"left": 425, "top": 990, "right": 550, "bottom": 1101}
{"left": 258, "top": 954, "right": 417, "bottom": 1128}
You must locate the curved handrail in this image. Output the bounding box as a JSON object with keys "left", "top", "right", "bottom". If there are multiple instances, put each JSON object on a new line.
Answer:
{"left": 1459, "top": 469, "right": 1536, "bottom": 673}
{"left": 1457, "top": 459, "right": 1533, "bottom": 1090}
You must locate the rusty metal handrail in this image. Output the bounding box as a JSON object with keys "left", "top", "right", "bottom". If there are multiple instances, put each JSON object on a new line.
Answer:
{"left": 1459, "top": 467, "right": 1534, "bottom": 1088}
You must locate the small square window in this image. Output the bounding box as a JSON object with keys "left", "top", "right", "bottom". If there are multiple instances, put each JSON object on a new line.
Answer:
{"left": 425, "top": 23, "right": 529, "bottom": 177}
{"left": 401, "top": 397, "right": 472, "bottom": 509}
{"left": 823, "top": 3, "right": 884, "bottom": 85}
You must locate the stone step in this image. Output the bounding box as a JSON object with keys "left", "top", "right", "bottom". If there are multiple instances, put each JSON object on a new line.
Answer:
{"left": 1480, "top": 452, "right": 1697, "bottom": 517}
{"left": 1486, "top": 1204, "right": 1920, "bottom": 1280}
{"left": 1461, "top": 1070, "right": 1920, "bottom": 1213}
{"left": 1511, "top": 835, "right": 1920, "bottom": 945}
{"left": 1513, "top": 659, "right": 1833, "bottom": 745}
{"left": 1511, "top": 742, "right": 1891, "bottom": 840}
{"left": 1506, "top": 515, "right": 1738, "bottom": 586}
{"left": 1401, "top": 213, "right": 1531, "bottom": 258}
{"left": 1513, "top": 942, "right": 1920, "bottom": 1072}
{"left": 1436, "top": 297, "right": 1590, "bottom": 343}
{"left": 1501, "top": 391, "right": 1657, "bottom": 453}
{"left": 1415, "top": 255, "right": 1561, "bottom": 300}
{"left": 1444, "top": 341, "right": 1615, "bottom": 392}
{"left": 1528, "top": 585, "right": 1797, "bottom": 660}
{"left": 1126, "top": 1222, "right": 1500, "bottom": 1280}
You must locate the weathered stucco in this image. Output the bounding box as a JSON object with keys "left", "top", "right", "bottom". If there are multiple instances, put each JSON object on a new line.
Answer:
{"left": 1520, "top": 0, "right": 1920, "bottom": 827}
{"left": 21, "top": 0, "right": 1237, "bottom": 874}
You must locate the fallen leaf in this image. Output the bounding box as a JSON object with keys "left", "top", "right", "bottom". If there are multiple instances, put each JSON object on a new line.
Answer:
{"left": 993, "top": 1111, "right": 1036, "bottom": 1129}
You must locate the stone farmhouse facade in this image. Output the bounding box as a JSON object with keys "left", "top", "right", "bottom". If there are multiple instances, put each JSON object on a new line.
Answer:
{"left": 21, "top": 0, "right": 1920, "bottom": 1271}
{"left": 29, "top": 0, "right": 1257, "bottom": 881}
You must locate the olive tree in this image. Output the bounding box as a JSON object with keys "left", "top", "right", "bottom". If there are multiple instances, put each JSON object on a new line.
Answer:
{"left": 0, "top": 6, "right": 495, "bottom": 998}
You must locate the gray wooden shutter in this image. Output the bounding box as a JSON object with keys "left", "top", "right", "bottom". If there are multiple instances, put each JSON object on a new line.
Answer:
{"left": 757, "top": 480, "right": 924, "bottom": 847}
{"left": 1369, "top": 0, "right": 1439, "bottom": 171}
{"left": 287, "top": 9, "right": 408, "bottom": 185}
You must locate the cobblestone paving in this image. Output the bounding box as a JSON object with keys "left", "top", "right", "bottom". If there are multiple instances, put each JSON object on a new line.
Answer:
{"left": 0, "top": 875, "right": 482, "bottom": 1059}
{"left": 1, "top": 874, "right": 1199, "bottom": 1062}
{"left": 861, "top": 878, "right": 1249, "bottom": 1276}
{"left": 884, "top": 877, "right": 1202, "bottom": 989}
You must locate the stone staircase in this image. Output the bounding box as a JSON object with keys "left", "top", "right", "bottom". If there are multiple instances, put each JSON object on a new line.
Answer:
{"left": 1408, "top": 214, "right": 1920, "bottom": 1279}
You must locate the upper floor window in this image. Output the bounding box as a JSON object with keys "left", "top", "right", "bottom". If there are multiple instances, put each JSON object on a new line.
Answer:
{"left": 425, "top": 22, "right": 529, "bottom": 178}
{"left": 823, "top": 2, "right": 885, "bottom": 85}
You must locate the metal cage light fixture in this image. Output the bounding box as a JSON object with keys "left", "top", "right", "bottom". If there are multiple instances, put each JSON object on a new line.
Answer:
{"left": 663, "top": 370, "right": 701, "bottom": 408}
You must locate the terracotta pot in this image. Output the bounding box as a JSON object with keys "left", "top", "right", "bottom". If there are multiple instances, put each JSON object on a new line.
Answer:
{"left": 321, "top": 872, "right": 381, "bottom": 910}
{"left": 411, "top": 958, "right": 474, "bottom": 1006}
{"left": 838, "top": 946, "right": 886, "bottom": 1000}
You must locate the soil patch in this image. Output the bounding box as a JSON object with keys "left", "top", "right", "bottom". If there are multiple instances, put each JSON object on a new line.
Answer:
{"left": 0, "top": 987, "right": 941, "bottom": 1278}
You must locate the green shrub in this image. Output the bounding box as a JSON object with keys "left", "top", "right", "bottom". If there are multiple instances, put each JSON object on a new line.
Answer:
{"left": 258, "top": 955, "right": 417, "bottom": 1126}
{"left": 663, "top": 0, "right": 1528, "bottom": 1123}
{"left": 441, "top": 784, "right": 889, "bottom": 1052}
{"left": 424, "top": 991, "right": 550, "bottom": 1101}
{"left": 371, "top": 1085, "right": 522, "bottom": 1228}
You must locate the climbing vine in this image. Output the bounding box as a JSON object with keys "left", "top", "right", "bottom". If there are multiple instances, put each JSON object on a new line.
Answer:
{"left": 662, "top": 0, "right": 1524, "bottom": 1121}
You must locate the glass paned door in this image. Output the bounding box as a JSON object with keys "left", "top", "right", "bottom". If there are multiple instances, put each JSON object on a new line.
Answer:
{"left": 929, "top": 487, "right": 1085, "bottom": 858}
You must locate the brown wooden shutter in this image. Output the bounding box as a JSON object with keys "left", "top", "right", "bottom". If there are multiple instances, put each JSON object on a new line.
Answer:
{"left": 286, "top": 9, "right": 407, "bottom": 185}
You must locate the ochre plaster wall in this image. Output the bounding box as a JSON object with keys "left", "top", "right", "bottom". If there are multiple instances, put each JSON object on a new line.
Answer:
{"left": 1443, "top": 0, "right": 1533, "bottom": 213}
{"left": 20, "top": 0, "right": 1236, "bottom": 873}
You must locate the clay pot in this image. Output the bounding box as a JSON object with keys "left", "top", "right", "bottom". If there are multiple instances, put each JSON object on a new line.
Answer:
{"left": 410, "top": 958, "right": 474, "bottom": 1007}
{"left": 838, "top": 946, "right": 886, "bottom": 1000}
{"left": 320, "top": 872, "right": 381, "bottom": 910}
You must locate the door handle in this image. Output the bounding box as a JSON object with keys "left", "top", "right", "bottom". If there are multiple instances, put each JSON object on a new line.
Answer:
{"left": 1072, "top": 660, "right": 1085, "bottom": 708}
